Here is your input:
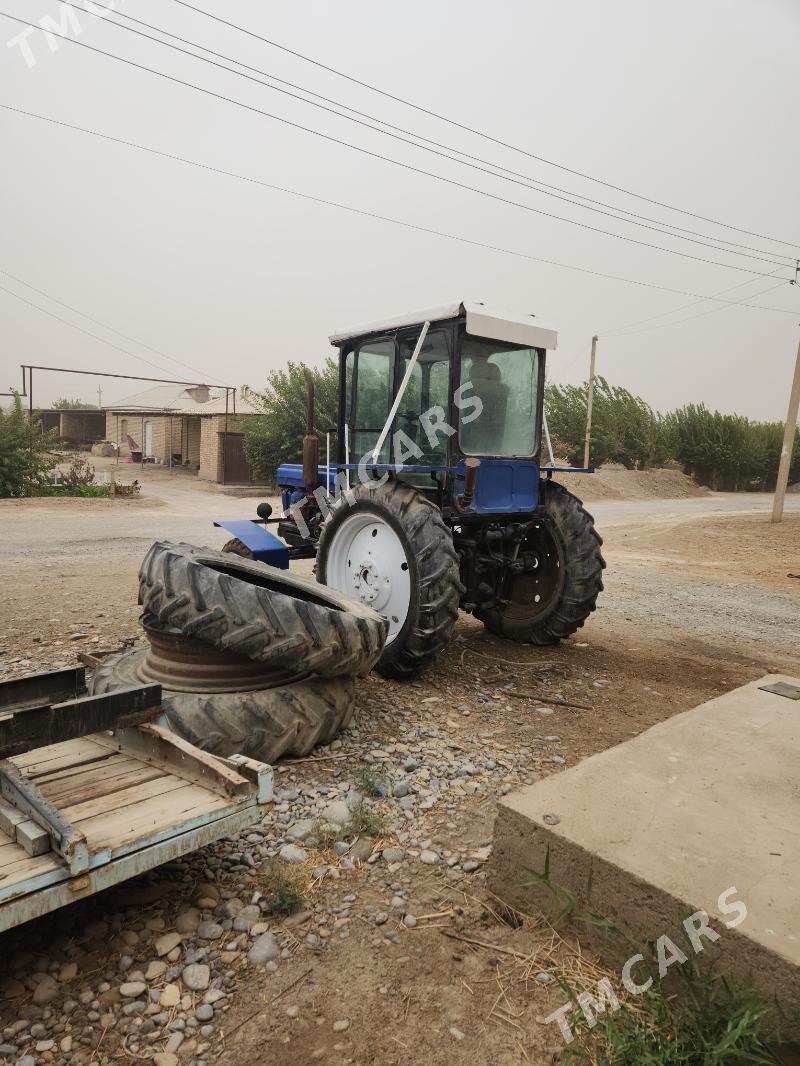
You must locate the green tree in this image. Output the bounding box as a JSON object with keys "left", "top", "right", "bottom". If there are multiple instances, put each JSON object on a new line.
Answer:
{"left": 243, "top": 359, "right": 339, "bottom": 481}
{"left": 0, "top": 393, "right": 57, "bottom": 497}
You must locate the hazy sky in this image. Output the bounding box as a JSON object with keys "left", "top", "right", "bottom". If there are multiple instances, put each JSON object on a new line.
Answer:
{"left": 1, "top": 0, "right": 798, "bottom": 417}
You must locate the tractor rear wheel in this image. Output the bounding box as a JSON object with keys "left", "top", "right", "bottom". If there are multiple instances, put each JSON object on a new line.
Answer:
{"left": 477, "top": 481, "right": 605, "bottom": 644}
{"left": 316, "top": 480, "right": 462, "bottom": 679}
{"left": 221, "top": 537, "right": 253, "bottom": 558}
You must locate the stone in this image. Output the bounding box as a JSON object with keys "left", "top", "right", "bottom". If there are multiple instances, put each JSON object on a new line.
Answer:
{"left": 145, "top": 960, "right": 167, "bottom": 981}
{"left": 159, "top": 984, "right": 180, "bottom": 1009}
{"left": 195, "top": 1004, "right": 213, "bottom": 1023}
{"left": 332, "top": 1019, "right": 350, "bottom": 1032}
{"left": 449, "top": 1026, "right": 466, "bottom": 1041}
{"left": 287, "top": 819, "right": 315, "bottom": 841}
{"left": 32, "top": 976, "right": 59, "bottom": 1006}
{"left": 382, "top": 847, "right": 405, "bottom": 863}
{"left": 403, "top": 914, "right": 417, "bottom": 928}
{"left": 154, "top": 1055, "right": 179, "bottom": 1066}
{"left": 320, "top": 800, "right": 350, "bottom": 825}
{"left": 279, "top": 844, "right": 307, "bottom": 864}
{"left": 419, "top": 849, "right": 440, "bottom": 865}
{"left": 286, "top": 1006, "right": 300, "bottom": 1019}
{"left": 57, "top": 962, "right": 77, "bottom": 983}
{"left": 154, "top": 932, "right": 182, "bottom": 957}
{"left": 247, "top": 933, "right": 279, "bottom": 965}
{"left": 165, "top": 1031, "right": 184, "bottom": 1054}
{"left": 543, "top": 813, "right": 561, "bottom": 826}
{"left": 120, "top": 981, "right": 147, "bottom": 998}
{"left": 181, "top": 964, "right": 210, "bottom": 991}
{"left": 60, "top": 1035, "right": 73, "bottom": 1053}
{"left": 196, "top": 921, "right": 224, "bottom": 941}
{"left": 175, "top": 909, "right": 201, "bottom": 934}
{"left": 233, "top": 905, "right": 261, "bottom": 932}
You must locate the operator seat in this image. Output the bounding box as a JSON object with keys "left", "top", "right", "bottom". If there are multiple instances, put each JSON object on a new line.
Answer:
{"left": 462, "top": 359, "right": 509, "bottom": 455}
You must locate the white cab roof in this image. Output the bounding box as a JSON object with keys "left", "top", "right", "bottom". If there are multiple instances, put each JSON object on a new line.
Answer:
{"left": 329, "top": 300, "right": 558, "bottom": 350}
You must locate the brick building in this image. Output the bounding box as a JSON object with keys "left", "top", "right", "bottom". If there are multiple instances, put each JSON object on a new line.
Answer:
{"left": 103, "top": 385, "right": 265, "bottom": 485}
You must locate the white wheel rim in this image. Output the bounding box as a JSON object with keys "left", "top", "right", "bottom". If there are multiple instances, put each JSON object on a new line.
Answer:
{"left": 324, "top": 513, "right": 411, "bottom": 645}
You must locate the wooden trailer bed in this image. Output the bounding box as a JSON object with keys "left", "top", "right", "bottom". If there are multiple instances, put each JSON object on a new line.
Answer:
{"left": 0, "top": 669, "right": 272, "bottom": 933}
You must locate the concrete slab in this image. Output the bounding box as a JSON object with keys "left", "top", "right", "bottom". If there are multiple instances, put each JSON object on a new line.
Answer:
{"left": 490, "top": 674, "right": 800, "bottom": 1024}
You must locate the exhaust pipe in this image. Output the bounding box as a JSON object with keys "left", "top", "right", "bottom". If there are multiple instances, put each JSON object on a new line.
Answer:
{"left": 302, "top": 367, "right": 319, "bottom": 496}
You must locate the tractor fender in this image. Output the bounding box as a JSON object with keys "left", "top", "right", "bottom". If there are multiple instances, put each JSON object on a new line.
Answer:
{"left": 212, "top": 520, "right": 289, "bottom": 568}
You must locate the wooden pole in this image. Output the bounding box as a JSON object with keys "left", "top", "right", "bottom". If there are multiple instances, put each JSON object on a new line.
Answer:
{"left": 583, "top": 335, "right": 598, "bottom": 469}
{"left": 771, "top": 332, "right": 800, "bottom": 523}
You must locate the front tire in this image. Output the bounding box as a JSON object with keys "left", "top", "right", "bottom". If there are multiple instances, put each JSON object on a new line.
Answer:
{"left": 477, "top": 481, "right": 605, "bottom": 644}
{"left": 316, "top": 480, "right": 461, "bottom": 679}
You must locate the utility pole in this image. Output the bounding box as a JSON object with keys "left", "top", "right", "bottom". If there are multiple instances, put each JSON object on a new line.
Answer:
{"left": 583, "top": 335, "right": 598, "bottom": 469}
{"left": 771, "top": 332, "right": 800, "bottom": 523}
{"left": 97, "top": 384, "right": 103, "bottom": 408}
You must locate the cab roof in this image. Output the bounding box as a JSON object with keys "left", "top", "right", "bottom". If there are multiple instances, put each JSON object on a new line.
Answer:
{"left": 328, "top": 299, "right": 558, "bottom": 351}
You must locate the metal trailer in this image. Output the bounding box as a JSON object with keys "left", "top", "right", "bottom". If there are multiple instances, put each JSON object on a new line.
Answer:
{"left": 0, "top": 666, "right": 272, "bottom": 934}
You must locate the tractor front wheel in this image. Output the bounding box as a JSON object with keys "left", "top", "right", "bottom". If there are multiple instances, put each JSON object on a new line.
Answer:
{"left": 316, "top": 480, "right": 462, "bottom": 679}
{"left": 477, "top": 481, "right": 605, "bottom": 644}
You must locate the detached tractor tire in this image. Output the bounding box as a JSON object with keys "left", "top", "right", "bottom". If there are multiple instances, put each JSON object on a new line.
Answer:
{"left": 477, "top": 480, "right": 605, "bottom": 644}
{"left": 90, "top": 647, "right": 356, "bottom": 763}
{"left": 139, "top": 541, "right": 387, "bottom": 678}
{"left": 316, "top": 479, "right": 462, "bottom": 680}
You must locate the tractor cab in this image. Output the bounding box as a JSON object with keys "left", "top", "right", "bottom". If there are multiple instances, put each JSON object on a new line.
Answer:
{"left": 329, "top": 299, "right": 560, "bottom": 514}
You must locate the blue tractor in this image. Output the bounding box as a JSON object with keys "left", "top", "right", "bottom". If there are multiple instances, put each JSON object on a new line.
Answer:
{"left": 217, "top": 300, "right": 605, "bottom": 679}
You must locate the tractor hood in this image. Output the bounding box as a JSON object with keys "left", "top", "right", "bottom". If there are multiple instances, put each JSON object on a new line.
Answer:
{"left": 329, "top": 300, "right": 558, "bottom": 351}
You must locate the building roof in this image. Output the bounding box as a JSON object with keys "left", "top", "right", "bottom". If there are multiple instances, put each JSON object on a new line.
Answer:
{"left": 103, "top": 385, "right": 260, "bottom": 416}
{"left": 329, "top": 299, "right": 558, "bottom": 350}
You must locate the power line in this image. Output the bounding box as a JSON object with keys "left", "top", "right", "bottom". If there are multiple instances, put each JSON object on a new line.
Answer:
{"left": 0, "top": 12, "right": 784, "bottom": 279}
{"left": 67, "top": 0, "right": 794, "bottom": 268}
{"left": 169, "top": 0, "right": 800, "bottom": 253}
{"left": 0, "top": 268, "right": 225, "bottom": 384}
{"left": 603, "top": 280, "right": 790, "bottom": 338}
{"left": 0, "top": 281, "right": 212, "bottom": 382}
{"left": 3, "top": 102, "right": 796, "bottom": 317}
{"left": 600, "top": 265, "right": 792, "bottom": 337}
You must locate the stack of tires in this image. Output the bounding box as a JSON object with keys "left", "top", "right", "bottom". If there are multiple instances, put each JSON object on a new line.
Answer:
{"left": 90, "top": 541, "right": 388, "bottom": 764}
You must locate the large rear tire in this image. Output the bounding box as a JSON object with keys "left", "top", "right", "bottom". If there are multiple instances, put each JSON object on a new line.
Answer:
{"left": 476, "top": 481, "right": 605, "bottom": 644}
{"left": 90, "top": 647, "right": 356, "bottom": 763}
{"left": 316, "top": 480, "right": 462, "bottom": 679}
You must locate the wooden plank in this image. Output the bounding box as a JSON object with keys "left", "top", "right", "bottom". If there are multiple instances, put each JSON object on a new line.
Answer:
{"left": 16, "top": 820, "right": 50, "bottom": 857}
{"left": 0, "top": 797, "right": 26, "bottom": 837}
{"left": 40, "top": 765, "right": 166, "bottom": 809}
{"left": 0, "top": 668, "right": 85, "bottom": 713}
{"left": 0, "top": 850, "right": 66, "bottom": 899}
{"left": 81, "top": 784, "right": 230, "bottom": 852}
{"left": 34, "top": 753, "right": 135, "bottom": 789}
{"left": 14, "top": 737, "right": 112, "bottom": 774}
{"left": 96, "top": 724, "right": 252, "bottom": 799}
{"left": 0, "top": 684, "right": 162, "bottom": 758}
{"left": 63, "top": 775, "right": 190, "bottom": 825}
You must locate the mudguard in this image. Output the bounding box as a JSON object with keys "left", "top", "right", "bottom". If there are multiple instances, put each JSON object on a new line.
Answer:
{"left": 212, "top": 520, "right": 289, "bottom": 568}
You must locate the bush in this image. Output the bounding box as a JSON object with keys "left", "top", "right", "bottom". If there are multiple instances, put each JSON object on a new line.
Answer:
{"left": 545, "top": 377, "right": 669, "bottom": 469}
{"left": 243, "top": 359, "right": 339, "bottom": 481}
{"left": 0, "top": 394, "right": 57, "bottom": 497}
{"left": 545, "top": 379, "right": 799, "bottom": 490}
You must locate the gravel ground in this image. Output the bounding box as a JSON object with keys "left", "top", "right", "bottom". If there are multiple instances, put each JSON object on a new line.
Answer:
{"left": 0, "top": 470, "right": 798, "bottom": 1066}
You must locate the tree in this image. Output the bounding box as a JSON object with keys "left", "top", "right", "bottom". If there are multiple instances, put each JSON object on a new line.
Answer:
{"left": 52, "top": 397, "right": 98, "bottom": 409}
{"left": 243, "top": 359, "right": 339, "bottom": 481}
{"left": 0, "top": 393, "right": 57, "bottom": 497}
